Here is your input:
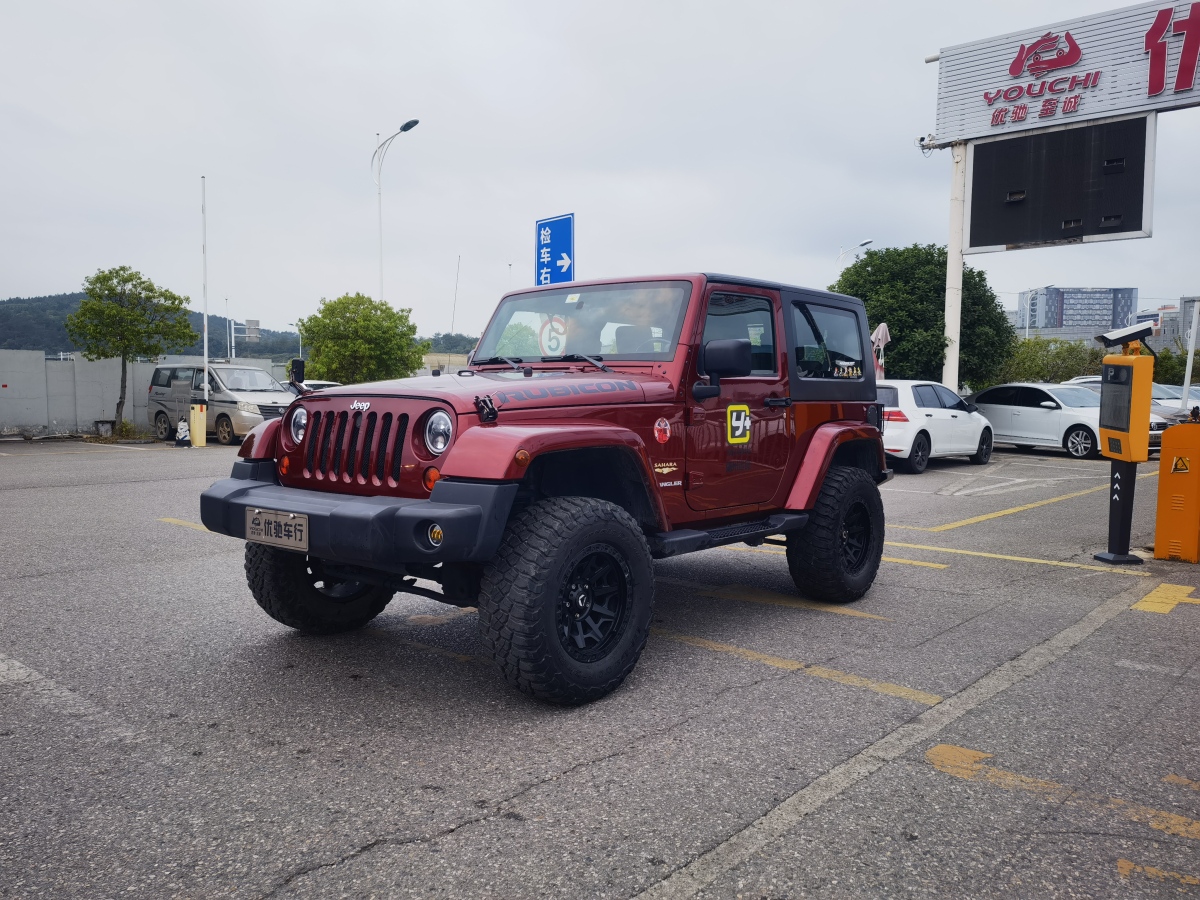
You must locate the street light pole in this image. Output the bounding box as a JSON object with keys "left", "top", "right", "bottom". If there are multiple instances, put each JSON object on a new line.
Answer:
{"left": 836, "top": 239, "right": 873, "bottom": 268}
{"left": 371, "top": 119, "right": 419, "bottom": 303}
{"left": 289, "top": 322, "right": 302, "bottom": 359}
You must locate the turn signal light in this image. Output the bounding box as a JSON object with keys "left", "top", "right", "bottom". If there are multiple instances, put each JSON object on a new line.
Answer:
{"left": 278, "top": 455, "right": 290, "bottom": 475}
{"left": 422, "top": 466, "right": 441, "bottom": 491}
{"left": 883, "top": 409, "right": 910, "bottom": 422}
{"left": 515, "top": 449, "right": 531, "bottom": 467}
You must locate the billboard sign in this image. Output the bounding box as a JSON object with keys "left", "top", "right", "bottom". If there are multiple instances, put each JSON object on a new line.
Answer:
{"left": 535, "top": 214, "right": 574, "bottom": 286}
{"left": 934, "top": 1, "right": 1200, "bottom": 146}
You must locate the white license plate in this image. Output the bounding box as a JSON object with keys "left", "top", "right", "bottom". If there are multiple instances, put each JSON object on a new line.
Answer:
{"left": 245, "top": 507, "right": 309, "bottom": 552}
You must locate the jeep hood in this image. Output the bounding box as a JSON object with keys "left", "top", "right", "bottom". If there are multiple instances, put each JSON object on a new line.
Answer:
{"left": 315, "top": 370, "right": 674, "bottom": 414}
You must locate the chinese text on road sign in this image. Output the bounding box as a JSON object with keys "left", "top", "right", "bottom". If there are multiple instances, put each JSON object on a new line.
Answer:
{"left": 535, "top": 214, "right": 574, "bottom": 285}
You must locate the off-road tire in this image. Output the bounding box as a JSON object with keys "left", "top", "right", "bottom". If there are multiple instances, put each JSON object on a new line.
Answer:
{"left": 155, "top": 413, "right": 173, "bottom": 441}
{"left": 244, "top": 543, "right": 394, "bottom": 634}
{"left": 215, "top": 415, "right": 235, "bottom": 445}
{"left": 969, "top": 428, "right": 993, "bottom": 465}
{"left": 1064, "top": 425, "right": 1098, "bottom": 459}
{"left": 477, "top": 497, "right": 654, "bottom": 705}
{"left": 901, "top": 431, "right": 931, "bottom": 474}
{"left": 786, "top": 465, "right": 884, "bottom": 604}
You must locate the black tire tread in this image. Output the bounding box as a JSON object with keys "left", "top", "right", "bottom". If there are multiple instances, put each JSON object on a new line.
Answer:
{"left": 244, "top": 543, "right": 393, "bottom": 634}
{"left": 477, "top": 497, "right": 653, "bottom": 705}
{"left": 786, "top": 465, "right": 884, "bottom": 604}
{"left": 969, "top": 428, "right": 993, "bottom": 465}
{"left": 900, "top": 432, "right": 930, "bottom": 474}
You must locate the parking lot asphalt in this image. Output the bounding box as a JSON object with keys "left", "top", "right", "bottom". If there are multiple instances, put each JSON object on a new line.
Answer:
{"left": 2, "top": 441, "right": 1198, "bottom": 898}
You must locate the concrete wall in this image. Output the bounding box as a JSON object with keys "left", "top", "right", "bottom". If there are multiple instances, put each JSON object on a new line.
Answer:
{"left": 0, "top": 351, "right": 161, "bottom": 435}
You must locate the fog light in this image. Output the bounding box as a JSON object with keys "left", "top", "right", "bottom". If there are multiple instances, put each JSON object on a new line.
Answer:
{"left": 427, "top": 523, "right": 443, "bottom": 547}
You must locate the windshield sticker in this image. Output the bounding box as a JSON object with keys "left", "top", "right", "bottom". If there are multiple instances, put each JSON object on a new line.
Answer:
{"left": 727, "top": 405, "right": 751, "bottom": 445}
{"left": 538, "top": 316, "right": 567, "bottom": 355}
{"left": 565, "top": 293, "right": 581, "bottom": 304}
{"left": 493, "top": 381, "right": 639, "bottom": 404}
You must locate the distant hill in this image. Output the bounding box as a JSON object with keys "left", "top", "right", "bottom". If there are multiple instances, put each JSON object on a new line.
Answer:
{"left": 0, "top": 293, "right": 303, "bottom": 361}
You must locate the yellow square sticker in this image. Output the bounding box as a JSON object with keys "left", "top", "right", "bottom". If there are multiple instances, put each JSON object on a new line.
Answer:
{"left": 727, "top": 404, "right": 751, "bottom": 444}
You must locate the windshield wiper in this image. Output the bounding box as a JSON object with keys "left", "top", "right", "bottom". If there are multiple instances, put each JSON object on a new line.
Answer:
{"left": 474, "top": 356, "right": 523, "bottom": 371}
{"left": 541, "top": 354, "right": 610, "bottom": 372}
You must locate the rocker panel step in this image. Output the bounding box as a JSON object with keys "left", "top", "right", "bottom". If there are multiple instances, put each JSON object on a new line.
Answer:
{"left": 649, "top": 513, "right": 808, "bottom": 559}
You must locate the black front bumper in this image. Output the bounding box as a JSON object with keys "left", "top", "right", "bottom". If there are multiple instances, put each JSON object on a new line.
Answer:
{"left": 200, "top": 460, "right": 518, "bottom": 571}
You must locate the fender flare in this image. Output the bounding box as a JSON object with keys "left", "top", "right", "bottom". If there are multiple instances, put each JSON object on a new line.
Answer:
{"left": 784, "top": 422, "right": 887, "bottom": 511}
{"left": 238, "top": 418, "right": 281, "bottom": 460}
{"left": 439, "top": 422, "right": 668, "bottom": 527}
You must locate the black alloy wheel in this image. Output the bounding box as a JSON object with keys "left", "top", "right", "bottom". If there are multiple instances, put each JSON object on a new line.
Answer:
{"left": 904, "top": 432, "right": 930, "bottom": 474}
{"left": 970, "top": 429, "right": 993, "bottom": 465}
{"left": 556, "top": 546, "right": 632, "bottom": 663}
{"left": 840, "top": 500, "right": 871, "bottom": 573}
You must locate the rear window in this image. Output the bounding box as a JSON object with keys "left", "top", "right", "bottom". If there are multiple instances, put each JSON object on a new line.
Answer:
{"left": 876, "top": 386, "right": 899, "bottom": 407}
{"left": 792, "top": 303, "right": 865, "bottom": 379}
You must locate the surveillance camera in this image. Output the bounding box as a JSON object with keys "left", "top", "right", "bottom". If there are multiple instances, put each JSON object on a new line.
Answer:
{"left": 1095, "top": 322, "right": 1153, "bottom": 348}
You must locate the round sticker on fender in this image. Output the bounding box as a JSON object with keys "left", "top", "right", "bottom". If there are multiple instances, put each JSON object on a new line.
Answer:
{"left": 654, "top": 417, "right": 671, "bottom": 443}
{"left": 727, "top": 405, "right": 751, "bottom": 445}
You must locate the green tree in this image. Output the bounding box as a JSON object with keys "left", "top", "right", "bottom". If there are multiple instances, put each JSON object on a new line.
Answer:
{"left": 298, "top": 293, "right": 428, "bottom": 384}
{"left": 999, "top": 337, "right": 1104, "bottom": 384}
{"left": 831, "top": 244, "right": 1016, "bottom": 390}
{"left": 494, "top": 322, "right": 538, "bottom": 357}
{"left": 65, "top": 267, "right": 196, "bottom": 423}
{"left": 1154, "top": 347, "right": 1187, "bottom": 385}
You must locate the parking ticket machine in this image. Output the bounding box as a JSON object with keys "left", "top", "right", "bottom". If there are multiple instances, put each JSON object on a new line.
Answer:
{"left": 1094, "top": 323, "right": 1155, "bottom": 565}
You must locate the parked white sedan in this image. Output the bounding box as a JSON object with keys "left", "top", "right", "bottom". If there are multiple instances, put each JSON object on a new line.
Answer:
{"left": 967, "top": 382, "right": 1169, "bottom": 459}
{"left": 878, "top": 380, "right": 994, "bottom": 474}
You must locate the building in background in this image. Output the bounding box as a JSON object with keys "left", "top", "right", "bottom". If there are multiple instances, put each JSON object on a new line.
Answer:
{"left": 1016, "top": 287, "right": 1138, "bottom": 334}
{"left": 1159, "top": 298, "right": 1199, "bottom": 346}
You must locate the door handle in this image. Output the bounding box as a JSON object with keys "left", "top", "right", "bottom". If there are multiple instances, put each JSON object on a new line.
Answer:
{"left": 764, "top": 397, "right": 792, "bottom": 408}
{"left": 925, "top": 413, "right": 933, "bottom": 417}
{"left": 951, "top": 414, "right": 959, "bottom": 418}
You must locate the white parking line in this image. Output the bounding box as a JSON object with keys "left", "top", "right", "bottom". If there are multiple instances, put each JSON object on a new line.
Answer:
{"left": 635, "top": 579, "right": 1156, "bottom": 899}
{"left": 0, "top": 651, "right": 141, "bottom": 745}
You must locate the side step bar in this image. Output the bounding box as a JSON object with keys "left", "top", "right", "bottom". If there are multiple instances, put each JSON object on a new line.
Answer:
{"left": 649, "top": 513, "right": 808, "bottom": 559}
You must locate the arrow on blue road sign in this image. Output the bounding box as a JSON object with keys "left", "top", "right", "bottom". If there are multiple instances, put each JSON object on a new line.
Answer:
{"left": 535, "top": 214, "right": 574, "bottom": 285}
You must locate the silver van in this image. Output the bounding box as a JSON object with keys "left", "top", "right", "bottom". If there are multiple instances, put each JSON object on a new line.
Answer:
{"left": 147, "top": 364, "right": 297, "bottom": 444}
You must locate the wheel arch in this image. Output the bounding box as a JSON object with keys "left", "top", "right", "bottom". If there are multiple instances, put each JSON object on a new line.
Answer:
{"left": 519, "top": 446, "right": 665, "bottom": 533}
{"left": 785, "top": 423, "right": 888, "bottom": 511}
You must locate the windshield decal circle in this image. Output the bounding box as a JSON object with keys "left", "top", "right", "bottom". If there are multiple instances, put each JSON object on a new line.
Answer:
{"left": 538, "top": 316, "right": 567, "bottom": 356}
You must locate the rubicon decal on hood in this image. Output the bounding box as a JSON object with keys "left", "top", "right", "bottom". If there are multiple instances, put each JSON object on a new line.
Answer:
{"left": 493, "top": 380, "right": 639, "bottom": 404}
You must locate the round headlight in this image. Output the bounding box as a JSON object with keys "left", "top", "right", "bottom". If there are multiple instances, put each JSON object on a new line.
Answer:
{"left": 290, "top": 407, "right": 308, "bottom": 444}
{"left": 424, "top": 410, "right": 453, "bottom": 455}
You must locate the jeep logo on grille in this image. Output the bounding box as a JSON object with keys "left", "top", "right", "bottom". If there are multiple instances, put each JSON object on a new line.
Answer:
{"left": 350, "top": 400, "right": 370, "bottom": 411}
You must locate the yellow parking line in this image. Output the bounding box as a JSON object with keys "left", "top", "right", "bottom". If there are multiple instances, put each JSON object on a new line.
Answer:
{"left": 653, "top": 629, "right": 942, "bottom": 706}
{"left": 1117, "top": 859, "right": 1200, "bottom": 888}
{"left": 926, "top": 471, "right": 1159, "bottom": 532}
{"left": 716, "top": 543, "right": 946, "bottom": 570}
{"left": 1131, "top": 583, "right": 1200, "bottom": 614}
{"left": 696, "top": 583, "right": 891, "bottom": 620}
{"left": 885, "top": 541, "right": 1153, "bottom": 576}
{"left": 1165, "top": 774, "right": 1200, "bottom": 792}
{"left": 928, "top": 744, "right": 1200, "bottom": 841}
{"left": 159, "top": 517, "right": 210, "bottom": 533}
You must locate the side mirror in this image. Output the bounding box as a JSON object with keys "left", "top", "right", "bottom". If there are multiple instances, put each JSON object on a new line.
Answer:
{"left": 693, "top": 339, "right": 752, "bottom": 401}
{"left": 1039, "top": 400, "right": 1058, "bottom": 409}
{"left": 965, "top": 403, "right": 978, "bottom": 413}
{"left": 289, "top": 358, "right": 306, "bottom": 384}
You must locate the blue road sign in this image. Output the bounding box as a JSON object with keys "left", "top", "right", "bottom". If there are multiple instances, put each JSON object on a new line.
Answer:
{"left": 535, "top": 214, "right": 574, "bottom": 285}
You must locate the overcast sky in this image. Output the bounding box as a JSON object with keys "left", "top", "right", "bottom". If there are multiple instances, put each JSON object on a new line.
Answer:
{"left": 2, "top": 1, "right": 1197, "bottom": 337}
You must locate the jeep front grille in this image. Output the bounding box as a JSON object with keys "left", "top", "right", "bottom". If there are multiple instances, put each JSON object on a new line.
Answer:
{"left": 302, "top": 408, "right": 409, "bottom": 486}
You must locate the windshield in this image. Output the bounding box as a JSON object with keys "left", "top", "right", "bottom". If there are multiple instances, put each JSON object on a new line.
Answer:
{"left": 215, "top": 367, "right": 284, "bottom": 392}
{"left": 474, "top": 281, "right": 692, "bottom": 362}
{"left": 1154, "top": 383, "right": 1182, "bottom": 399}
{"left": 1049, "top": 387, "right": 1101, "bottom": 408}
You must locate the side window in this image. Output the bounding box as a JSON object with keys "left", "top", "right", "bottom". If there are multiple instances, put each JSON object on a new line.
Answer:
{"left": 1018, "top": 387, "right": 1053, "bottom": 407}
{"left": 912, "top": 385, "right": 941, "bottom": 408}
{"left": 192, "top": 369, "right": 206, "bottom": 390}
{"left": 702, "top": 294, "right": 776, "bottom": 375}
{"left": 791, "top": 303, "right": 865, "bottom": 379}
{"left": 933, "top": 384, "right": 964, "bottom": 409}
{"left": 978, "top": 386, "right": 1018, "bottom": 405}
{"left": 172, "top": 367, "right": 194, "bottom": 385}
{"left": 151, "top": 368, "right": 172, "bottom": 388}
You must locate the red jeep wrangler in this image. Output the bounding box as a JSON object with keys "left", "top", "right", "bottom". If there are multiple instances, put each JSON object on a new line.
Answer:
{"left": 201, "top": 275, "right": 889, "bottom": 704}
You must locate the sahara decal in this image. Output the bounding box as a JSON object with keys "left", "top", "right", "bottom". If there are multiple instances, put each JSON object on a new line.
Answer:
{"left": 726, "top": 404, "right": 751, "bottom": 445}
{"left": 653, "top": 461, "right": 680, "bottom": 475}
{"left": 492, "top": 381, "right": 639, "bottom": 404}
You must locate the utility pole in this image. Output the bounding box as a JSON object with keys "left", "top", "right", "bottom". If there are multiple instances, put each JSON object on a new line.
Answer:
{"left": 450, "top": 255, "right": 461, "bottom": 368}
{"left": 201, "top": 177, "right": 209, "bottom": 404}
{"left": 942, "top": 142, "right": 967, "bottom": 391}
